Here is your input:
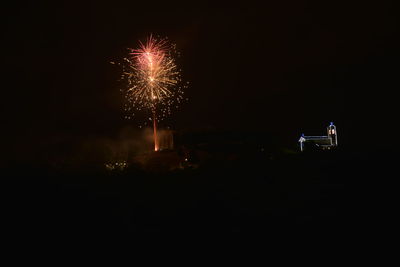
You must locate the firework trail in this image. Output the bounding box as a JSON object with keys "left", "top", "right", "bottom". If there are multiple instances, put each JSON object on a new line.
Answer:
{"left": 113, "top": 35, "right": 188, "bottom": 151}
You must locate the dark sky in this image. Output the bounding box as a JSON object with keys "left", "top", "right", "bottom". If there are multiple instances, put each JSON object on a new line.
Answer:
{"left": 4, "top": 0, "right": 399, "bottom": 153}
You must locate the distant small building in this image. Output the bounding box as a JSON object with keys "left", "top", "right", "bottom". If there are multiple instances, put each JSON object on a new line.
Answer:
{"left": 299, "top": 122, "right": 338, "bottom": 151}
{"left": 157, "top": 129, "right": 174, "bottom": 151}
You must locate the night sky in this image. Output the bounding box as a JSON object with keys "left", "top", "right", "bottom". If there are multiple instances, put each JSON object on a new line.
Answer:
{"left": 4, "top": 0, "right": 398, "bottom": 163}
{"left": 3, "top": 0, "right": 400, "bottom": 241}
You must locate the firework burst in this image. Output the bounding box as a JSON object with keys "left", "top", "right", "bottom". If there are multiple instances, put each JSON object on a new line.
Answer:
{"left": 113, "top": 35, "right": 188, "bottom": 150}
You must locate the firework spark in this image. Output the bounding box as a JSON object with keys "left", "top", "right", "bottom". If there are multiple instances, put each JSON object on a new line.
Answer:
{"left": 116, "top": 35, "right": 188, "bottom": 151}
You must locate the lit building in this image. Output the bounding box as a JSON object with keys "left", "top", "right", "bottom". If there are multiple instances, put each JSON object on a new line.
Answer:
{"left": 299, "top": 122, "right": 338, "bottom": 151}
{"left": 157, "top": 129, "right": 174, "bottom": 151}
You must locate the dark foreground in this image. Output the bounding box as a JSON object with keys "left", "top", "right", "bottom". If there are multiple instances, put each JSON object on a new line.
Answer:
{"left": 5, "top": 148, "right": 395, "bottom": 239}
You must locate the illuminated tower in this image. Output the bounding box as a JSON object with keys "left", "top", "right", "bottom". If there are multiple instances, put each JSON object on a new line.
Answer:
{"left": 327, "top": 122, "right": 337, "bottom": 146}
